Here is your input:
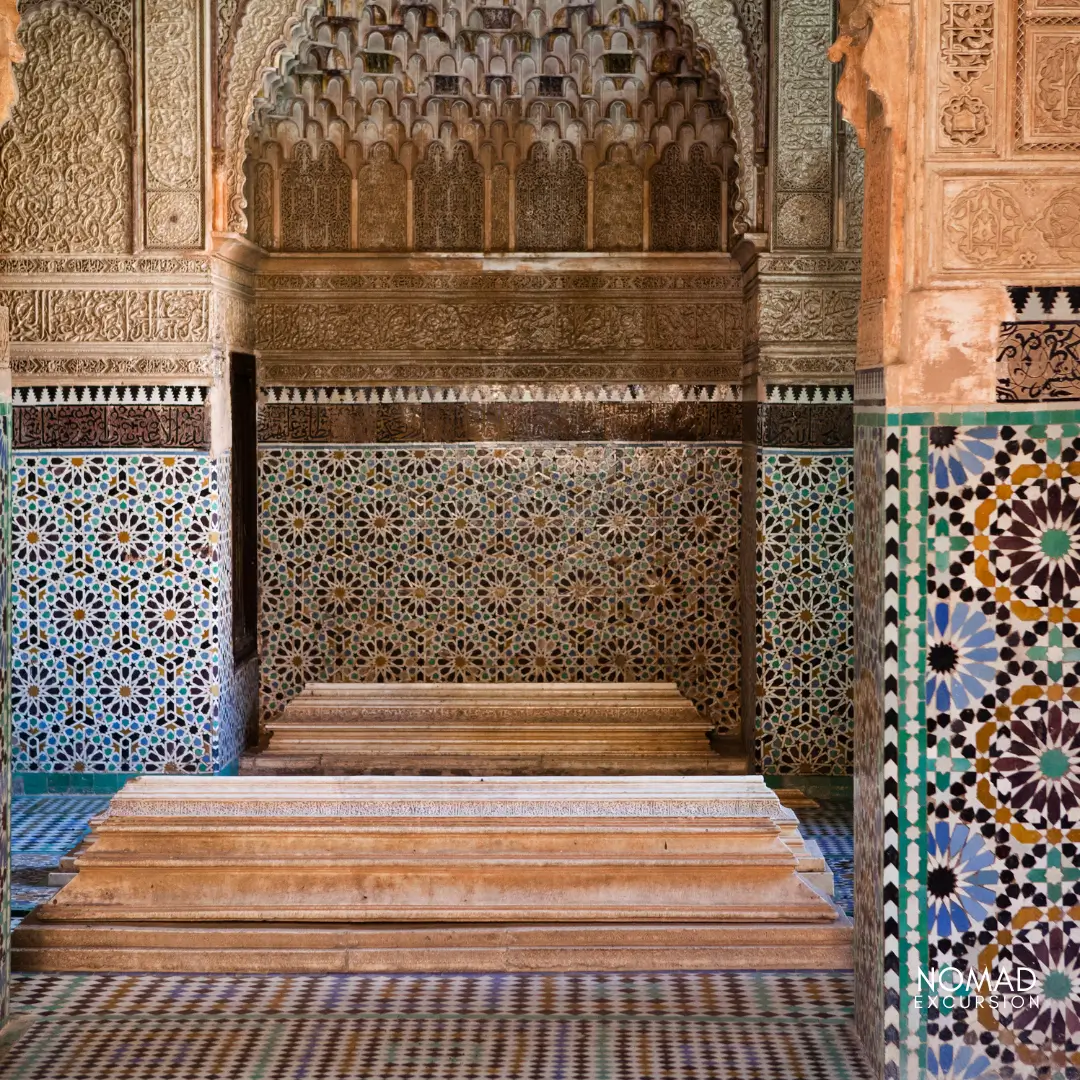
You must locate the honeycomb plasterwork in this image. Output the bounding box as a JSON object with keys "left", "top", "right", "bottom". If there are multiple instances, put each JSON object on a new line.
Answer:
{"left": 245, "top": 0, "right": 739, "bottom": 252}
{"left": 222, "top": 0, "right": 757, "bottom": 237}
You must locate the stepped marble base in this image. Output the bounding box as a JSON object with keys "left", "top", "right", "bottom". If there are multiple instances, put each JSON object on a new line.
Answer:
{"left": 242, "top": 682, "right": 743, "bottom": 775}
{"left": 12, "top": 920, "right": 852, "bottom": 972}
{"left": 13, "top": 775, "right": 849, "bottom": 973}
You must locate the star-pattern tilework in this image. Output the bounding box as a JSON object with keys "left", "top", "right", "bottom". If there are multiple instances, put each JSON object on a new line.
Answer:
{"left": 259, "top": 443, "right": 743, "bottom": 730}
{"left": 11, "top": 452, "right": 249, "bottom": 775}
{"left": 920, "top": 419, "right": 1080, "bottom": 1077}
{"left": 1, "top": 971, "right": 874, "bottom": 1080}
{"left": 757, "top": 452, "right": 854, "bottom": 774}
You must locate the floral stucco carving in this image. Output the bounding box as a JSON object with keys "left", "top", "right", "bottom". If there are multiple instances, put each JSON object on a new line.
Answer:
{"left": 681, "top": 0, "right": 759, "bottom": 234}
{"left": 218, "top": 0, "right": 317, "bottom": 234}
{"left": 0, "top": 2, "right": 131, "bottom": 253}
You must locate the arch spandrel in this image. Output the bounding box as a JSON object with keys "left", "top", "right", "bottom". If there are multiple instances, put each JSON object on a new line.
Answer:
{"left": 219, "top": 0, "right": 759, "bottom": 241}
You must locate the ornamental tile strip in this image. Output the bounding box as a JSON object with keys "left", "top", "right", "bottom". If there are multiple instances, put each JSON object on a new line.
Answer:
{"left": 262, "top": 384, "right": 743, "bottom": 404}
{"left": 13, "top": 387, "right": 209, "bottom": 406}
{"left": 763, "top": 384, "right": 855, "bottom": 404}
{"left": 1005, "top": 286, "right": 1080, "bottom": 321}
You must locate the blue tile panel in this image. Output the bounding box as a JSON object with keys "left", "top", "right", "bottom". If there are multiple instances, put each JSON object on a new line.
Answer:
{"left": 4, "top": 971, "right": 874, "bottom": 1079}
{"left": 11, "top": 451, "right": 251, "bottom": 774}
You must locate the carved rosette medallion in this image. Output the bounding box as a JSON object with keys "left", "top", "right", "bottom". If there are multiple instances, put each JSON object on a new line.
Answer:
{"left": 944, "top": 183, "right": 1025, "bottom": 265}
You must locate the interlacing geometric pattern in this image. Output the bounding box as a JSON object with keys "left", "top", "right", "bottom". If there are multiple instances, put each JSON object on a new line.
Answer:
{"left": 758, "top": 452, "right": 854, "bottom": 774}
{"left": 259, "top": 443, "right": 742, "bottom": 729}
{"left": 892, "top": 415, "right": 1080, "bottom": 1078}
{"left": 11, "top": 453, "right": 252, "bottom": 774}
{"left": 1, "top": 971, "right": 873, "bottom": 1080}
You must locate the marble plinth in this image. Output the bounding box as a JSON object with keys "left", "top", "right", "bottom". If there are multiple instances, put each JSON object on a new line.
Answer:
{"left": 243, "top": 682, "right": 744, "bottom": 775}
{"left": 13, "top": 775, "right": 850, "bottom": 972}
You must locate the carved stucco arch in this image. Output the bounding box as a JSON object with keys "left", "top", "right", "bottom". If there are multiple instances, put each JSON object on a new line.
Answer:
{"left": 219, "top": 0, "right": 759, "bottom": 237}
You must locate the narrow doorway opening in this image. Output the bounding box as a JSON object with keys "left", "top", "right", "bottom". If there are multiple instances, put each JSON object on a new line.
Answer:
{"left": 231, "top": 352, "right": 258, "bottom": 665}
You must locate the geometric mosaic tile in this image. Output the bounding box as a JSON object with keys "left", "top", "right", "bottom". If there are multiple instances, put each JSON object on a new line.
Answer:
{"left": 3, "top": 971, "right": 874, "bottom": 1080}
{"left": 879, "top": 411, "right": 1080, "bottom": 1080}
{"left": 757, "top": 452, "right": 854, "bottom": 775}
{"left": 11, "top": 451, "right": 256, "bottom": 775}
{"left": 258, "top": 443, "right": 743, "bottom": 731}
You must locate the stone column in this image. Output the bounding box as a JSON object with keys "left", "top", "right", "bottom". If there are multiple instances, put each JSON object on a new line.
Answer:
{"left": 739, "top": 0, "right": 863, "bottom": 778}
{"left": 833, "top": 0, "right": 1080, "bottom": 1073}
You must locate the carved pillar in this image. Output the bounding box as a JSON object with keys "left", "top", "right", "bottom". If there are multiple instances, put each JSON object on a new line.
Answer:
{"left": 833, "top": 0, "right": 1080, "bottom": 1073}
{"left": 740, "top": 0, "right": 863, "bottom": 778}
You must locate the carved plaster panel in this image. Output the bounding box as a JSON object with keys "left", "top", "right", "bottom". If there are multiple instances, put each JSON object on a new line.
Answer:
{"left": 0, "top": 2, "right": 131, "bottom": 253}
{"left": 0, "top": 288, "right": 210, "bottom": 342}
{"left": 0, "top": 255, "right": 210, "bottom": 276}
{"left": 772, "top": 0, "right": 835, "bottom": 249}
{"left": 256, "top": 299, "right": 742, "bottom": 354}
{"left": 72, "top": 0, "right": 133, "bottom": 56}
{"left": 1016, "top": 0, "right": 1080, "bottom": 152}
{"left": 253, "top": 263, "right": 743, "bottom": 386}
{"left": 933, "top": 0, "right": 997, "bottom": 154}
{"left": 259, "top": 356, "right": 744, "bottom": 384}
{"left": 10, "top": 350, "right": 216, "bottom": 379}
{"left": 758, "top": 286, "right": 861, "bottom": 341}
{"left": 144, "top": 0, "right": 202, "bottom": 248}
{"left": 939, "top": 176, "right": 1080, "bottom": 270}
{"left": 842, "top": 123, "right": 865, "bottom": 249}
{"left": 211, "top": 287, "right": 255, "bottom": 353}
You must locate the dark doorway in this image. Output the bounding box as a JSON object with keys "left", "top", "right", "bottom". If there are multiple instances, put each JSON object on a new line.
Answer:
{"left": 231, "top": 353, "right": 258, "bottom": 663}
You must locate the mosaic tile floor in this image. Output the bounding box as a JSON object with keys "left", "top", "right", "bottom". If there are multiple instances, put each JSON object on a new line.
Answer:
{"left": 1, "top": 972, "right": 873, "bottom": 1079}
{"left": 10, "top": 795, "right": 111, "bottom": 925}
{"left": 2, "top": 794, "right": 865, "bottom": 1078}
{"left": 798, "top": 799, "right": 855, "bottom": 917}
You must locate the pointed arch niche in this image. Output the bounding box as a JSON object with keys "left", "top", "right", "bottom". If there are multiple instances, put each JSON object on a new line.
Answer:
{"left": 231, "top": 0, "right": 753, "bottom": 251}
